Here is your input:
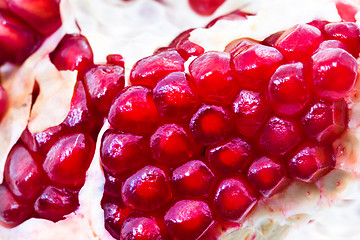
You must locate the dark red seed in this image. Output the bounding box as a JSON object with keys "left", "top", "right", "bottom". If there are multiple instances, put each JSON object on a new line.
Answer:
{"left": 315, "top": 39, "right": 349, "bottom": 53}
{"left": 121, "top": 216, "right": 165, "bottom": 240}
{"left": 103, "top": 172, "right": 123, "bottom": 198}
{"left": 259, "top": 116, "right": 302, "bottom": 156}
{"left": 227, "top": 38, "right": 258, "bottom": 55}
{"left": 262, "top": 31, "right": 284, "bottom": 47}
{"left": 189, "top": 51, "right": 238, "bottom": 104}
{"left": 206, "top": 138, "right": 253, "bottom": 174}
{"left": 34, "top": 125, "right": 64, "bottom": 155}
{"left": 169, "top": 29, "right": 204, "bottom": 60}
{"left": 0, "top": 185, "right": 32, "bottom": 227}
{"left": 42, "top": 133, "right": 95, "bottom": 188}
{"left": 171, "top": 160, "right": 215, "bottom": 197}
{"left": 206, "top": 9, "right": 249, "bottom": 28}
{"left": 83, "top": 64, "right": 125, "bottom": 114}
{"left": 232, "top": 90, "right": 270, "bottom": 137}
{"left": 108, "top": 86, "right": 160, "bottom": 135}
{"left": 302, "top": 99, "right": 348, "bottom": 143}
{"left": 214, "top": 177, "right": 258, "bottom": 221}
{"left": 106, "top": 54, "right": 125, "bottom": 67}
{"left": 151, "top": 124, "right": 197, "bottom": 166}
{"left": 130, "top": 50, "right": 185, "bottom": 88}
{"left": 4, "top": 144, "right": 46, "bottom": 200}
{"left": 121, "top": 166, "right": 172, "bottom": 212}
{"left": 153, "top": 72, "right": 199, "bottom": 120}
{"left": 312, "top": 48, "right": 357, "bottom": 101}
{"left": 164, "top": 200, "right": 213, "bottom": 240}
{"left": 0, "top": 85, "right": 7, "bottom": 119}
{"left": 100, "top": 129, "right": 149, "bottom": 176}
{"left": 247, "top": 156, "right": 287, "bottom": 197}
{"left": 288, "top": 143, "right": 335, "bottom": 182}
{"left": 34, "top": 186, "right": 79, "bottom": 222}
{"left": 188, "top": 0, "right": 225, "bottom": 16}
{"left": 189, "top": 104, "right": 234, "bottom": 146}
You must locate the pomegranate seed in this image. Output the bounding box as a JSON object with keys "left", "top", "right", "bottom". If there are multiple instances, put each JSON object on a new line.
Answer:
{"left": 83, "top": 64, "right": 125, "bottom": 114}
{"left": 231, "top": 44, "right": 284, "bottom": 91}
{"left": 206, "top": 138, "right": 253, "bottom": 174}
{"left": 106, "top": 54, "right": 125, "bottom": 67}
{"left": 315, "top": 39, "right": 349, "bottom": 53}
{"left": 0, "top": 10, "right": 40, "bottom": 64}
{"left": 324, "top": 22, "right": 360, "bottom": 57}
{"left": 274, "top": 24, "right": 322, "bottom": 62}
{"left": 335, "top": 1, "right": 359, "bottom": 22}
{"left": 130, "top": 49, "right": 185, "bottom": 88}
{"left": 189, "top": 51, "right": 238, "bottom": 104}
{"left": 153, "top": 72, "right": 199, "bottom": 120}
{"left": 262, "top": 31, "right": 284, "bottom": 47}
{"left": 0, "top": 0, "right": 7, "bottom": 9}
{"left": 171, "top": 160, "right": 215, "bottom": 197}
{"left": 100, "top": 129, "right": 149, "bottom": 176}
{"left": 121, "top": 216, "right": 166, "bottom": 240}
{"left": 20, "top": 127, "right": 38, "bottom": 152}
{"left": 307, "top": 19, "right": 329, "bottom": 31}
{"left": 108, "top": 86, "right": 160, "bottom": 135}
{"left": 214, "top": 177, "right": 258, "bottom": 221}
{"left": 247, "top": 156, "right": 287, "bottom": 197}
{"left": 311, "top": 48, "right": 357, "bottom": 101}
{"left": 206, "top": 10, "right": 249, "bottom": 28}
{"left": 34, "top": 186, "right": 79, "bottom": 222}
{"left": 121, "top": 166, "right": 172, "bottom": 212}
{"left": 189, "top": 104, "right": 234, "bottom": 145}
{"left": 169, "top": 29, "right": 204, "bottom": 60}
{"left": 227, "top": 38, "right": 258, "bottom": 54}
{"left": 259, "top": 116, "right": 302, "bottom": 156}
{"left": 62, "top": 81, "right": 100, "bottom": 133}
{"left": 42, "top": 133, "right": 95, "bottom": 188}
{"left": 0, "top": 185, "right": 32, "bottom": 227}
{"left": 188, "top": 0, "right": 225, "bottom": 16}
{"left": 6, "top": 0, "right": 61, "bottom": 35}
{"left": 102, "top": 200, "right": 132, "bottom": 239}
{"left": 268, "top": 62, "right": 311, "bottom": 116}
{"left": 288, "top": 143, "right": 335, "bottom": 182}
{"left": 4, "top": 144, "right": 46, "bottom": 200}
{"left": 302, "top": 99, "right": 348, "bottom": 143}
{"left": 151, "top": 124, "right": 197, "bottom": 166}
{"left": 164, "top": 200, "right": 213, "bottom": 240}
{"left": 0, "top": 85, "right": 8, "bottom": 119}
{"left": 34, "top": 125, "right": 64, "bottom": 154}
{"left": 103, "top": 172, "right": 123, "bottom": 198}
{"left": 232, "top": 90, "right": 270, "bottom": 137}
{"left": 50, "top": 34, "right": 94, "bottom": 73}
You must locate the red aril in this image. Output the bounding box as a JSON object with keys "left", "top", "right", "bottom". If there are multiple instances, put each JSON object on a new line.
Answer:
{"left": 121, "top": 216, "right": 167, "bottom": 240}
{"left": 164, "top": 200, "right": 213, "bottom": 240}
{"left": 315, "top": 39, "right": 349, "bottom": 53}
{"left": 103, "top": 172, "right": 123, "bottom": 198}
{"left": 34, "top": 186, "right": 79, "bottom": 222}
{"left": 206, "top": 9, "right": 249, "bottom": 28}
{"left": 0, "top": 85, "right": 8, "bottom": 119}
{"left": 106, "top": 54, "right": 125, "bottom": 67}
{"left": 168, "top": 29, "right": 204, "bottom": 60}
{"left": 34, "top": 125, "right": 64, "bottom": 154}
{"left": 188, "top": 0, "right": 225, "bottom": 16}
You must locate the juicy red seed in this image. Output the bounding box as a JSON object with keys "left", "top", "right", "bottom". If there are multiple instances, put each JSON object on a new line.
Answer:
{"left": 0, "top": 185, "right": 32, "bottom": 227}
{"left": 231, "top": 44, "right": 284, "bottom": 91}
{"left": 101, "top": 129, "right": 149, "bottom": 175}
{"left": 288, "top": 143, "right": 335, "bottom": 182}
{"left": 0, "top": 85, "right": 8, "bottom": 118}
{"left": 34, "top": 124, "right": 64, "bottom": 155}
{"left": 307, "top": 19, "right": 329, "bottom": 31}
{"left": 50, "top": 34, "right": 94, "bottom": 73}
{"left": 232, "top": 90, "right": 270, "bottom": 137}
{"left": 268, "top": 62, "right": 310, "bottom": 116}
{"left": 102, "top": 201, "right": 132, "bottom": 240}
{"left": 189, "top": 104, "right": 234, "bottom": 146}
{"left": 103, "top": 172, "right": 123, "bottom": 198}
{"left": 0, "top": 10, "right": 40, "bottom": 64}
{"left": 20, "top": 127, "right": 38, "bottom": 152}
{"left": 206, "top": 138, "right": 253, "bottom": 174}
{"left": 188, "top": 0, "right": 225, "bottom": 16}
{"left": 206, "top": 9, "right": 249, "bottom": 28}
{"left": 4, "top": 144, "right": 46, "bottom": 200}
{"left": 169, "top": 29, "right": 204, "bottom": 60}
{"left": 171, "top": 160, "right": 215, "bottom": 197}
{"left": 62, "top": 81, "right": 100, "bottom": 133}
{"left": 227, "top": 38, "right": 258, "bottom": 55}
{"left": 108, "top": 86, "right": 160, "bottom": 135}
{"left": 274, "top": 24, "right": 322, "bottom": 62}
{"left": 121, "top": 166, "right": 172, "bottom": 212}
{"left": 259, "top": 116, "right": 302, "bottom": 156}
{"left": 189, "top": 51, "right": 238, "bottom": 104}
{"left": 214, "top": 177, "right": 258, "bottom": 221}
{"left": 312, "top": 48, "right": 357, "bottom": 101}
{"left": 153, "top": 72, "right": 199, "bottom": 119}
{"left": 106, "top": 54, "right": 125, "bottom": 67}
{"left": 164, "top": 200, "right": 213, "bottom": 240}
{"left": 302, "top": 99, "right": 348, "bottom": 143}
{"left": 316, "top": 39, "right": 349, "bottom": 53}
{"left": 6, "top": 0, "right": 61, "bottom": 35}
{"left": 335, "top": 1, "right": 359, "bottom": 22}
{"left": 34, "top": 186, "right": 79, "bottom": 222}
{"left": 151, "top": 124, "right": 197, "bottom": 166}
{"left": 169, "top": 29, "right": 194, "bottom": 48}
{"left": 121, "top": 216, "right": 165, "bottom": 240}
{"left": 130, "top": 49, "right": 185, "bottom": 88}
{"left": 247, "top": 156, "right": 287, "bottom": 197}
{"left": 83, "top": 64, "right": 125, "bottom": 114}
{"left": 324, "top": 22, "right": 360, "bottom": 57}
{"left": 42, "top": 133, "right": 95, "bottom": 188}
{"left": 262, "top": 31, "right": 284, "bottom": 47}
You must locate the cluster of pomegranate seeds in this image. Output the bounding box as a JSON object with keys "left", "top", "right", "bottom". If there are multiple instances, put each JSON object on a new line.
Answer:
{"left": 98, "top": 20, "right": 357, "bottom": 240}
